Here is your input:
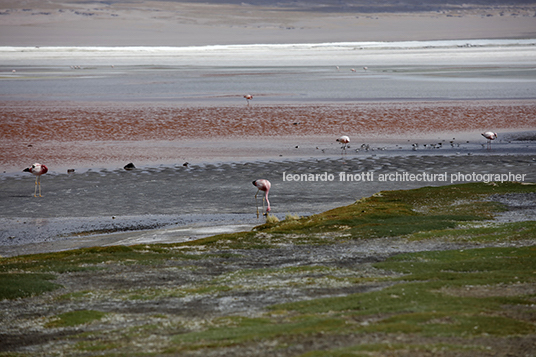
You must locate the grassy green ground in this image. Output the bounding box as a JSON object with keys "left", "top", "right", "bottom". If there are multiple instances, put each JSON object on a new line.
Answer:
{"left": 1, "top": 182, "right": 535, "bottom": 356}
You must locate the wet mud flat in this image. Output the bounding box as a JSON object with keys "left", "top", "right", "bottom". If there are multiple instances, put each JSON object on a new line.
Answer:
{"left": 1, "top": 148, "right": 535, "bottom": 257}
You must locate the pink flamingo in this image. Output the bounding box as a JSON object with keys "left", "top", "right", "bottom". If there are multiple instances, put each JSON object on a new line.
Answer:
{"left": 252, "top": 179, "right": 271, "bottom": 217}
{"left": 23, "top": 163, "right": 48, "bottom": 197}
{"left": 336, "top": 135, "right": 350, "bottom": 154}
{"left": 481, "top": 131, "right": 497, "bottom": 149}
{"left": 244, "top": 94, "right": 253, "bottom": 106}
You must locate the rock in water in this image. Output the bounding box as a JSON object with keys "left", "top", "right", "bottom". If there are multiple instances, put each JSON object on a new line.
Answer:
{"left": 124, "top": 163, "right": 135, "bottom": 170}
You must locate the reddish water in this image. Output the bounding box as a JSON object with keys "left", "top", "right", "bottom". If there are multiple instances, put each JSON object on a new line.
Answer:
{"left": 2, "top": 100, "right": 535, "bottom": 171}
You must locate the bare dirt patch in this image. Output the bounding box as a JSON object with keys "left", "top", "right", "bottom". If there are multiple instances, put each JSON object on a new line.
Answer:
{"left": 439, "top": 282, "right": 536, "bottom": 298}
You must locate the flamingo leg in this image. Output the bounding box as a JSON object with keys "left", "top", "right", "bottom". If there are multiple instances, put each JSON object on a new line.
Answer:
{"left": 38, "top": 176, "right": 42, "bottom": 197}
{"left": 255, "top": 190, "right": 260, "bottom": 218}
{"left": 340, "top": 143, "right": 347, "bottom": 155}
{"left": 34, "top": 176, "right": 38, "bottom": 197}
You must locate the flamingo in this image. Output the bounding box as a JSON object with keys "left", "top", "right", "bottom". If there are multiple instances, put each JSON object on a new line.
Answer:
{"left": 336, "top": 135, "right": 350, "bottom": 154}
{"left": 244, "top": 94, "right": 253, "bottom": 106}
{"left": 252, "top": 179, "right": 271, "bottom": 217}
{"left": 481, "top": 131, "right": 497, "bottom": 149}
{"left": 23, "top": 163, "right": 48, "bottom": 197}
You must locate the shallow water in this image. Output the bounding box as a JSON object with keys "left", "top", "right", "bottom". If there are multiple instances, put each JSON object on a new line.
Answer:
{"left": 2, "top": 101, "right": 535, "bottom": 175}
{"left": 2, "top": 139, "right": 535, "bottom": 255}
{"left": 1, "top": 40, "right": 536, "bottom": 103}
{"left": 2, "top": 64, "right": 536, "bottom": 104}
{"left": 1, "top": 40, "right": 535, "bottom": 256}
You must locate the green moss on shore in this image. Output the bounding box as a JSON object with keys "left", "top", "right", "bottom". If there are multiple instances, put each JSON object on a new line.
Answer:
{"left": 180, "top": 181, "right": 536, "bottom": 249}
{"left": 1, "top": 182, "right": 535, "bottom": 357}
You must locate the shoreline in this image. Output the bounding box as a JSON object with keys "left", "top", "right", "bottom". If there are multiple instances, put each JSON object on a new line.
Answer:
{"left": 2, "top": 131, "right": 536, "bottom": 175}
{"left": 1, "top": 182, "right": 535, "bottom": 356}
{"left": 2, "top": 151, "right": 535, "bottom": 257}
{"left": 2, "top": 40, "right": 535, "bottom": 67}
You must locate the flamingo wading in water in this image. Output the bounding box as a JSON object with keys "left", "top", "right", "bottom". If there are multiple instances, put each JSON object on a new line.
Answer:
{"left": 252, "top": 179, "right": 271, "bottom": 218}
{"left": 481, "top": 131, "right": 497, "bottom": 149}
{"left": 23, "top": 163, "right": 48, "bottom": 197}
{"left": 336, "top": 135, "right": 350, "bottom": 154}
{"left": 244, "top": 94, "right": 253, "bottom": 106}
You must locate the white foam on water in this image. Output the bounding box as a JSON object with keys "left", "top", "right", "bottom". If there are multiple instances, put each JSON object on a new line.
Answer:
{"left": 1, "top": 39, "right": 535, "bottom": 66}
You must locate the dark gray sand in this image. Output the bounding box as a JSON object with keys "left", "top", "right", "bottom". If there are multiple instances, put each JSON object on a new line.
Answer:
{"left": 1, "top": 135, "right": 535, "bottom": 257}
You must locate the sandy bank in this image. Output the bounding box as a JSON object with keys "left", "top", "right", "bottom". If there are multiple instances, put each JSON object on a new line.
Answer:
{"left": 0, "top": 1, "right": 535, "bottom": 46}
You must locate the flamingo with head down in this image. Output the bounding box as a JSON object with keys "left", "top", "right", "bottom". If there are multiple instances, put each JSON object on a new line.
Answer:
{"left": 252, "top": 179, "right": 271, "bottom": 217}
{"left": 23, "top": 163, "right": 48, "bottom": 197}
{"left": 481, "top": 131, "right": 497, "bottom": 149}
{"left": 336, "top": 135, "right": 350, "bottom": 154}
